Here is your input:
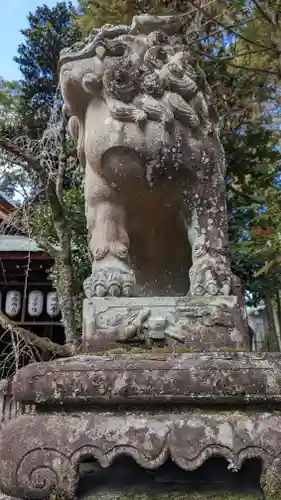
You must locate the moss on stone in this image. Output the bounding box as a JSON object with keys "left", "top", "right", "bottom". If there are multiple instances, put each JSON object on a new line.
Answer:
{"left": 218, "top": 348, "right": 248, "bottom": 353}
{"left": 102, "top": 347, "right": 198, "bottom": 356}
{"left": 101, "top": 346, "right": 250, "bottom": 357}
{"left": 79, "top": 491, "right": 260, "bottom": 500}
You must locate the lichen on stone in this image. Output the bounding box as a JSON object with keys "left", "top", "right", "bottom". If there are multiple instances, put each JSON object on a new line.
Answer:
{"left": 79, "top": 490, "right": 261, "bottom": 500}
{"left": 101, "top": 346, "right": 249, "bottom": 357}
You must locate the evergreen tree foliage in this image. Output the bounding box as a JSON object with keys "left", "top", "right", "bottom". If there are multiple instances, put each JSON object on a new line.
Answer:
{"left": 77, "top": 0, "right": 168, "bottom": 33}
{"left": 14, "top": 1, "right": 81, "bottom": 137}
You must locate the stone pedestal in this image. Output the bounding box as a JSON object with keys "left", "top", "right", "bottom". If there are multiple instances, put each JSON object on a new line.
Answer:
{"left": 0, "top": 353, "right": 281, "bottom": 500}
{"left": 83, "top": 296, "right": 248, "bottom": 352}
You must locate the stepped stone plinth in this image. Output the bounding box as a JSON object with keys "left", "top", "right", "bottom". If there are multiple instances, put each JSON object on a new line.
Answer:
{"left": 0, "top": 353, "right": 281, "bottom": 499}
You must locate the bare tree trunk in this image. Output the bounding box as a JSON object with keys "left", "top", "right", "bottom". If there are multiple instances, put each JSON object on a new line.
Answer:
{"left": 275, "top": 289, "right": 281, "bottom": 337}
{"left": 0, "top": 137, "right": 79, "bottom": 347}
{"left": 55, "top": 251, "right": 78, "bottom": 345}
{"left": 264, "top": 296, "right": 280, "bottom": 352}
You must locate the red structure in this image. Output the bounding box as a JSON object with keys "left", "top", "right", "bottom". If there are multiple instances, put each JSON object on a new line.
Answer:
{"left": 0, "top": 192, "right": 64, "bottom": 345}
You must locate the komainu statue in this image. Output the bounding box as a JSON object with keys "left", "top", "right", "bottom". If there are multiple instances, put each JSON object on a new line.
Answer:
{"left": 59, "top": 14, "right": 231, "bottom": 298}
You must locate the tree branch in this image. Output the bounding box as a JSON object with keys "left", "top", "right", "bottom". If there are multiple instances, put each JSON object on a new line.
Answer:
{"left": 226, "top": 61, "right": 279, "bottom": 75}
{"left": 192, "top": 41, "right": 270, "bottom": 62}
{"left": 0, "top": 136, "right": 63, "bottom": 216}
{"left": 228, "top": 184, "right": 264, "bottom": 204}
{"left": 30, "top": 236, "right": 60, "bottom": 259}
{"left": 252, "top": 0, "right": 276, "bottom": 26}
{"left": 56, "top": 115, "right": 67, "bottom": 201}
{"left": 0, "top": 136, "right": 46, "bottom": 180}
{"left": 188, "top": 0, "right": 276, "bottom": 52}
{"left": 194, "top": 47, "right": 280, "bottom": 74}
{"left": 254, "top": 256, "right": 281, "bottom": 276}
{"left": 0, "top": 311, "right": 76, "bottom": 357}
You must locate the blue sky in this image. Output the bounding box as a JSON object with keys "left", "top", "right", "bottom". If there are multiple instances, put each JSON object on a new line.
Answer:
{"left": 0, "top": 0, "right": 77, "bottom": 81}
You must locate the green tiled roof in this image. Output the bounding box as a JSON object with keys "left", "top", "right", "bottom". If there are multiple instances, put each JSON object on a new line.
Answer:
{"left": 0, "top": 235, "right": 43, "bottom": 253}
{"left": 0, "top": 191, "right": 16, "bottom": 207}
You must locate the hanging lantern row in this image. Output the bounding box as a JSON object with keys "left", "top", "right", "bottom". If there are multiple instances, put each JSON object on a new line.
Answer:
{"left": 2, "top": 290, "right": 60, "bottom": 319}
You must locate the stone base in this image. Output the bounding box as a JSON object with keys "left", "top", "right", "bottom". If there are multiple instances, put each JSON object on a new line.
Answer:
{"left": 1, "top": 353, "right": 280, "bottom": 500}
{"left": 11, "top": 352, "right": 281, "bottom": 406}
{"left": 83, "top": 295, "right": 248, "bottom": 352}
{"left": 0, "top": 410, "right": 280, "bottom": 499}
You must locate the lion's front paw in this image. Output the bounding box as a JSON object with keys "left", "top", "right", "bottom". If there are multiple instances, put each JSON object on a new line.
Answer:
{"left": 84, "top": 258, "right": 136, "bottom": 298}
{"left": 189, "top": 255, "right": 231, "bottom": 296}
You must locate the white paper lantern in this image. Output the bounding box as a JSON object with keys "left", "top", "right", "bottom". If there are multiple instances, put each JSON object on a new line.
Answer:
{"left": 46, "top": 291, "right": 60, "bottom": 318}
{"left": 5, "top": 291, "right": 21, "bottom": 317}
{"left": 28, "top": 290, "right": 44, "bottom": 317}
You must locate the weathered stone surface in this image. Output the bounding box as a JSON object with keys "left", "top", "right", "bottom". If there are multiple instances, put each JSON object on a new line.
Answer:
{"left": 0, "top": 411, "right": 279, "bottom": 499}
{"left": 11, "top": 352, "right": 281, "bottom": 406}
{"left": 81, "top": 493, "right": 260, "bottom": 500}
{"left": 83, "top": 296, "right": 248, "bottom": 352}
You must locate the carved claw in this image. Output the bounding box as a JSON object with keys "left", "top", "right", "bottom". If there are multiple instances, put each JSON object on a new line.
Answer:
{"left": 94, "top": 283, "right": 107, "bottom": 297}
{"left": 108, "top": 282, "right": 121, "bottom": 297}
{"left": 123, "top": 284, "right": 134, "bottom": 297}
{"left": 204, "top": 270, "right": 220, "bottom": 295}
{"left": 206, "top": 280, "right": 220, "bottom": 295}
{"left": 191, "top": 282, "right": 205, "bottom": 296}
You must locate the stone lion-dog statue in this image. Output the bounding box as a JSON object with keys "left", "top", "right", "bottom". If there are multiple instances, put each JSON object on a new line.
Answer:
{"left": 59, "top": 13, "right": 232, "bottom": 299}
